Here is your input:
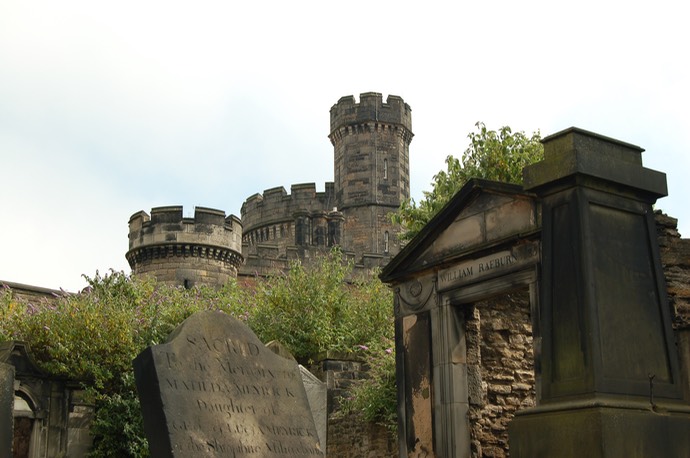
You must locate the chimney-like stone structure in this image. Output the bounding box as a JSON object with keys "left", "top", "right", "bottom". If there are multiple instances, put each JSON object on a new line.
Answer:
{"left": 509, "top": 128, "right": 690, "bottom": 457}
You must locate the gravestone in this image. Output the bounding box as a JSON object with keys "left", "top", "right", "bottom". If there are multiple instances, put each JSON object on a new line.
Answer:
{"left": 134, "top": 311, "right": 324, "bottom": 457}
{"left": 297, "top": 366, "right": 327, "bottom": 452}
{"left": 266, "top": 340, "right": 327, "bottom": 451}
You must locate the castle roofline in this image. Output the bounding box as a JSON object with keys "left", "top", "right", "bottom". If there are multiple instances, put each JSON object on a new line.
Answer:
{"left": 241, "top": 182, "right": 336, "bottom": 214}
{"left": 329, "top": 92, "right": 412, "bottom": 134}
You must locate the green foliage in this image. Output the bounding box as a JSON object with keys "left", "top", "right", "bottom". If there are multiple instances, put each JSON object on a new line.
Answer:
{"left": 0, "top": 285, "right": 25, "bottom": 341}
{"left": 2, "top": 271, "right": 248, "bottom": 392}
{"left": 0, "top": 254, "right": 395, "bottom": 456}
{"left": 88, "top": 375, "right": 148, "bottom": 458}
{"left": 394, "top": 122, "right": 543, "bottom": 240}
{"left": 339, "top": 338, "right": 397, "bottom": 432}
{"left": 247, "top": 249, "right": 393, "bottom": 360}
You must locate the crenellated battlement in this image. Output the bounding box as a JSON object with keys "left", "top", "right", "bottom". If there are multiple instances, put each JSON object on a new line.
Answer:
{"left": 329, "top": 92, "right": 412, "bottom": 137}
{"left": 240, "top": 182, "right": 336, "bottom": 232}
{"left": 126, "top": 206, "right": 243, "bottom": 286}
{"left": 128, "top": 206, "right": 242, "bottom": 251}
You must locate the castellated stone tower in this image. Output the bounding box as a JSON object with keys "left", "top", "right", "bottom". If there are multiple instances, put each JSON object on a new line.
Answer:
{"left": 329, "top": 92, "right": 413, "bottom": 260}
{"left": 126, "top": 206, "right": 243, "bottom": 287}
{"left": 127, "top": 93, "right": 412, "bottom": 280}
{"left": 240, "top": 93, "right": 412, "bottom": 275}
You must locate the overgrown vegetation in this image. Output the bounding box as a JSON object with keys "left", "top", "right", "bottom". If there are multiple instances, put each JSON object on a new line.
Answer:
{"left": 247, "top": 253, "right": 393, "bottom": 360}
{"left": 393, "top": 122, "right": 543, "bottom": 240}
{"left": 0, "top": 250, "right": 395, "bottom": 457}
{"left": 339, "top": 337, "right": 397, "bottom": 431}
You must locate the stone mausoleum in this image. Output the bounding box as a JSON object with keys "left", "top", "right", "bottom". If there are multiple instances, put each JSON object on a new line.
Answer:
{"left": 380, "top": 128, "right": 690, "bottom": 457}
{"left": 126, "top": 92, "right": 413, "bottom": 286}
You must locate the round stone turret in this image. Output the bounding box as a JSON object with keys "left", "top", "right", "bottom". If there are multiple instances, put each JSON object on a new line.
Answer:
{"left": 126, "top": 206, "right": 243, "bottom": 288}
{"left": 237, "top": 92, "right": 413, "bottom": 276}
{"left": 329, "top": 92, "right": 413, "bottom": 257}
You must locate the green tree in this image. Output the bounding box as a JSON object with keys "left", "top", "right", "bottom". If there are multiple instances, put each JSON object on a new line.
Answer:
{"left": 394, "top": 122, "right": 543, "bottom": 240}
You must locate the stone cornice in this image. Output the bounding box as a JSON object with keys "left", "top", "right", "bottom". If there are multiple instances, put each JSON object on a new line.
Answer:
{"left": 328, "top": 121, "right": 414, "bottom": 145}
{"left": 126, "top": 243, "right": 244, "bottom": 270}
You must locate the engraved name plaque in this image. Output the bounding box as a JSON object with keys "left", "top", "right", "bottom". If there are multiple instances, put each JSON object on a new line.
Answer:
{"left": 437, "top": 242, "right": 539, "bottom": 291}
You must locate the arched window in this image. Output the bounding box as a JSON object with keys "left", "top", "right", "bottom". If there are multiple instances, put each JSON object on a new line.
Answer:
{"left": 383, "top": 158, "right": 388, "bottom": 180}
{"left": 384, "top": 231, "right": 390, "bottom": 253}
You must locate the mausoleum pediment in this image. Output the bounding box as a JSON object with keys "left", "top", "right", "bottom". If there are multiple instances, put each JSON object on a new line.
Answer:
{"left": 381, "top": 179, "right": 539, "bottom": 282}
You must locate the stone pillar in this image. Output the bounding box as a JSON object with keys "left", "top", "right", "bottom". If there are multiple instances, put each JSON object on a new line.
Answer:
{"left": 430, "top": 299, "right": 471, "bottom": 458}
{"left": 509, "top": 128, "right": 690, "bottom": 457}
{"left": 0, "top": 362, "right": 13, "bottom": 458}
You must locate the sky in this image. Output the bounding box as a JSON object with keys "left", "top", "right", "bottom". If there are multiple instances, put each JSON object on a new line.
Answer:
{"left": 1, "top": 1, "right": 688, "bottom": 292}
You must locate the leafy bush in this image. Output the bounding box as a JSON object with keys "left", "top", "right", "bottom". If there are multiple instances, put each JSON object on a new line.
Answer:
{"left": 88, "top": 375, "right": 148, "bottom": 458}
{"left": 339, "top": 337, "right": 397, "bottom": 431}
{"left": 2, "top": 271, "right": 248, "bottom": 392}
{"left": 247, "top": 250, "right": 393, "bottom": 361}
{"left": 0, "top": 253, "right": 396, "bottom": 456}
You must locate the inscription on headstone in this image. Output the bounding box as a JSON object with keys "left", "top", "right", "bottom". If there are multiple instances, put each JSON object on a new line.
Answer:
{"left": 134, "top": 311, "right": 323, "bottom": 457}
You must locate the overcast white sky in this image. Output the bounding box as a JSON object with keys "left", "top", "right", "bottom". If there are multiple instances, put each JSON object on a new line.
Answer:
{"left": 1, "top": 1, "right": 688, "bottom": 291}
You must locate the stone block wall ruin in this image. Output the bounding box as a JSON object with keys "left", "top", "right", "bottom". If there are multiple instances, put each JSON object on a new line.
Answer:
{"left": 466, "top": 293, "right": 535, "bottom": 457}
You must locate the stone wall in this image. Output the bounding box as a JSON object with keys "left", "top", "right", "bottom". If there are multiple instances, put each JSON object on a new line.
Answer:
{"left": 241, "top": 183, "right": 337, "bottom": 240}
{"left": 341, "top": 205, "right": 400, "bottom": 263}
{"left": 309, "top": 356, "right": 398, "bottom": 457}
{"left": 656, "top": 211, "right": 690, "bottom": 401}
{"left": 309, "top": 356, "right": 365, "bottom": 416}
{"left": 656, "top": 211, "right": 690, "bottom": 329}
{"left": 240, "top": 184, "right": 346, "bottom": 276}
{"left": 327, "top": 414, "right": 398, "bottom": 458}
{"left": 466, "top": 291, "right": 535, "bottom": 458}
